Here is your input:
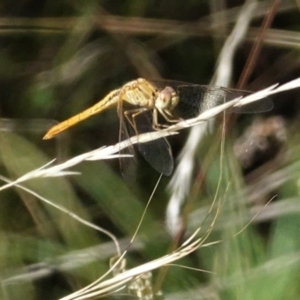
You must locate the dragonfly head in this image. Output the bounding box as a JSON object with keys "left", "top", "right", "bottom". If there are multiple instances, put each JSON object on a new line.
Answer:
{"left": 155, "top": 86, "right": 179, "bottom": 110}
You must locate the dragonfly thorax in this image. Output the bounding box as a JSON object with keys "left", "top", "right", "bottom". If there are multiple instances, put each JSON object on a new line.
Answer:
{"left": 155, "top": 86, "right": 179, "bottom": 111}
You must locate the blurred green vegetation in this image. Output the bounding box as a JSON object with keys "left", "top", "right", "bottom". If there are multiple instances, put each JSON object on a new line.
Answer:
{"left": 0, "top": 1, "right": 300, "bottom": 300}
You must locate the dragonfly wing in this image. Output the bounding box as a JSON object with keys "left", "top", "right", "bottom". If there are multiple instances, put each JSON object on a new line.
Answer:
{"left": 172, "top": 85, "right": 273, "bottom": 118}
{"left": 217, "top": 87, "right": 274, "bottom": 113}
{"left": 150, "top": 80, "right": 273, "bottom": 117}
{"left": 231, "top": 97, "right": 274, "bottom": 113}
{"left": 137, "top": 137, "right": 174, "bottom": 176}
{"left": 118, "top": 103, "right": 138, "bottom": 181}
{"left": 134, "top": 111, "right": 174, "bottom": 176}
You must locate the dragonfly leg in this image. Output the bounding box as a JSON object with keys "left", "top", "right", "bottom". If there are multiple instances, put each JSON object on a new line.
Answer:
{"left": 124, "top": 108, "right": 150, "bottom": 135}
{"left": 152, "top": 108, "right": 166, "bottom": 129}
{"left": 151, "top": 109, "right": 180, "bottom": 129}
{"left": 158, "top": 108, "right": 183, "bottom": 123}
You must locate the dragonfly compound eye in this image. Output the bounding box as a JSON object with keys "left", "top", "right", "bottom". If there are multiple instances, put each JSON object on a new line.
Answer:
{"left": 156, "top": 86, "right": 176, "bottom": 109}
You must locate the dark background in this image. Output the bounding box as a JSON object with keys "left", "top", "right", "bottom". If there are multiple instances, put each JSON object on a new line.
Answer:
{"left": 0, "top": 1, "right": 300, "bottom": 299}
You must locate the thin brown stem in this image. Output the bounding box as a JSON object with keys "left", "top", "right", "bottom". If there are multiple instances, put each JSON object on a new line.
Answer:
{"left": 237, "top": 0, "right": 279, "bottom": 89}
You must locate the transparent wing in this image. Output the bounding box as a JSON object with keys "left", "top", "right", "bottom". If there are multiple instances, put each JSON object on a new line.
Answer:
{"left": 132, "top": 110, "right": 174, "bottom": 176}
{"left": 118, "top": 101, "right": 138, "bottom": 181}
{"left": 150, "top": 80, "right": 273, "bottom": 118}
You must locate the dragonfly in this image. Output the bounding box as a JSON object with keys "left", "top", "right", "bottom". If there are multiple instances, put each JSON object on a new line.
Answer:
{"left": 43, "top": 78, "right": 273, "bottom": 176}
